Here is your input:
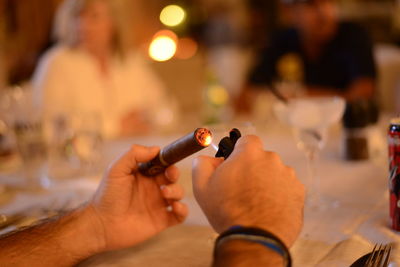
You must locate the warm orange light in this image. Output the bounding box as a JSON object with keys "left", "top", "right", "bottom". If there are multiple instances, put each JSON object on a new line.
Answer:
{"left": 153, "top": 30, "right": 178, "bottom": 42}
{"left": 175, "top": 37, "right": 198, "bottom": 60}
{"left": 149, "top": 30, "right": 178, "bottom": 62}
{"left": 160, "top": 5, "right": 186, "bottom": 27}
{"left": 195, "top": 128, "right": 213, "bottom": 147}
{"left": 203, "top": 134, "right": 212, "bottom": 146}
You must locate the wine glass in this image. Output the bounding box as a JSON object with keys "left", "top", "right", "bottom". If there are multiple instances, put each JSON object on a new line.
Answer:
{"left": 3, "top": 85, "right": 51, "bottom": 190}
{"left": 47, "top": 112, "right": 104, "bottom": 179}
{"left": 274, "top": 96, "right": 345, "bottom": 209}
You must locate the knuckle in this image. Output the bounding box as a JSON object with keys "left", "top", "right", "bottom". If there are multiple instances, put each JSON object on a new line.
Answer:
{"left": 130, "top": 144, "right": 141, "bottom": 152}
{"left": 266, "top": 151, "right": 281, "bottom": 162}
{"left": 237, "top": 135, "right": 263, "bottom": 150}
{"left": 130, "top": 144, "right": 138, "bottom": 150}
{"left": 286, "top": 166, "right": 296, "bottom": 177}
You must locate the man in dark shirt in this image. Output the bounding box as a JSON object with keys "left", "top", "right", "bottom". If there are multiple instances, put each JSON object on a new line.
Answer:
{"left": 237, "top": 0, "right": 377, "bottom": 113}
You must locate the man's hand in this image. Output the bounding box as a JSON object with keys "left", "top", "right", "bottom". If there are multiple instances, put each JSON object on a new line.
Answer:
{"left": 0, "top": 145, "right": 188, "bottom": 266}
{"left": 192, "top": 135, "right": 304, "bottom": 248}
{"left": 87, "top": 145, "right": 188, "bottom": 251}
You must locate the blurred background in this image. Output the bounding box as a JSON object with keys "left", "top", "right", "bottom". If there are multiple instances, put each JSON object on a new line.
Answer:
{"left": 0, "top": 2, "right": 400, "bottom": 256}
{"left": 0, "top": 0, "right": 399, "bottom": 117}
{"left": 0, "top": 0, "right": 400, "bottom": 180}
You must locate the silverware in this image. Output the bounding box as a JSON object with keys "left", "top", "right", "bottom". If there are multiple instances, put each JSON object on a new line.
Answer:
{"left": 365, "top": 243, "right": 392, "bottom": 267}
{"left": 0, "top": 199, "right": 73, "bottom": 232}
{"left": 0, "top": 213, "right": 26, "bottom": 230}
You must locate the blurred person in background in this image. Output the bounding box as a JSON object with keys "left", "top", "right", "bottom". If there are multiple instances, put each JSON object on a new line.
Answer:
{"left": 236, "top": 0, "right": 377, "bottom": 114}
{"left": 32, "top": 0, "right": 174, "bottom": 139}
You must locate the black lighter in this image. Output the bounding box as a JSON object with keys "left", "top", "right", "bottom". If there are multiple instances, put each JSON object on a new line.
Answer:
{"left": 215, "top": 128, "right": 241, "bottom": 159}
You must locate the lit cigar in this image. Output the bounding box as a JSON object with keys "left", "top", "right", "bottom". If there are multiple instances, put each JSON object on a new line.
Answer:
{"left": 138, "top": 128, "right": 212, "bottom": 176}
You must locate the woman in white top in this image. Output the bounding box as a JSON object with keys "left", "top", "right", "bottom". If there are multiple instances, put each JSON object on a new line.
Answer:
{"left": 33, "top": 0, "right": 173, "bottom": 139}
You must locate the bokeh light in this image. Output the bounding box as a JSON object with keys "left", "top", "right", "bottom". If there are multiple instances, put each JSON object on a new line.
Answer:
{"left": 175, "top": 37, "right": 198, "bottom": 60}
{"left": 160, "top": 5, "right": 186, "bottom": 27}
{"left": 149, "top": 30, "right": 178, "bottom": 62}
{"left": 153, "top": 29, "right": 178, "bottom": 42}
{"left": 207, "top": 85, "right": 229, "bottom": 106}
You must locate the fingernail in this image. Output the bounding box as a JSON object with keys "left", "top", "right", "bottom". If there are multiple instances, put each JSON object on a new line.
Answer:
{"left": 160, "top": 185, "right": 169, "bottom": 195}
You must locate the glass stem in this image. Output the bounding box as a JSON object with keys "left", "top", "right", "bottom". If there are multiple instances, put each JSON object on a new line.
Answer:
{"left": 306, "top": 148, "right": 319, "bottom": 205}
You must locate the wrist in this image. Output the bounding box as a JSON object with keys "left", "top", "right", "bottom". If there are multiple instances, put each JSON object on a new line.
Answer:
{"left": 78, "top": 205, "right": 107, "bottom": 253}
{"left": 214, "top": 226, "right": 292, "bottom": 267}
{"left": 219, "top": 218, "right": 297, "bottom": 248}
{"left": 56, "top": 206, "right": 107, "bottom": 259}
{"left": 214, "top": 239, "right": 284, "bottom": 267}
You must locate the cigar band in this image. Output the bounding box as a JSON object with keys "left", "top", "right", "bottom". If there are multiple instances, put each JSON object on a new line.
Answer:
{"left": 159, "top": 151, "right": 169, "bottom": 166}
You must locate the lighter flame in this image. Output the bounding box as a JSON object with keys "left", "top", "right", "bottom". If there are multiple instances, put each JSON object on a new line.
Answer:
{"left": 203, "top": 134, "right": 212, "bottom": 146}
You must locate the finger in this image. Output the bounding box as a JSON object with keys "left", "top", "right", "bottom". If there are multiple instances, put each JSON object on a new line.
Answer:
{"left": 264, "top": 151, "right": 284, "bottom": 165}
{"left": 233, "top": 135, "right": 264, "bottom": 155}
{"left": 165, "top": 165, "right": 180, "bottom": 184}
{"left": 192, "top": 156, "right": 224, "bottom": 190}
{"left": 169, "top": 201, "right": 188, "bottom": 224}
{"left": 109, "top": 145, "right": 160, "bottom": 177}
{"left": 161, "top": 183, "right": 184, "bottom": 201}
{"left": 154, "top": 165, "right": 179, "bottom": 186}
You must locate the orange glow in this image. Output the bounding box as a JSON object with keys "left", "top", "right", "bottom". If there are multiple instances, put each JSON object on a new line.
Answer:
{"left": 148, "top": 30, "right": 178, "bottom": 62}
{"left": 175, "top": 37, "right": 198, "bottom": 60}
{"left": 203, "top": 134, "right": 212, "bottom": 146}
{"left": 153, "top": 30, "right": 178, "bottom": 42}
{"left": 196, "top": 128, "right": 212, "bottom": 147}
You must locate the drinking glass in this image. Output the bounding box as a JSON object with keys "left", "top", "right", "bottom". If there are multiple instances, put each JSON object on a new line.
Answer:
{"left": 47, "top": 112, "right": 103, "bottom": 179}
{"left": 14, "top": 121, "right": 49, "bottom": 189}
{"left": 8, "top": 85, "right": 51, "bottom": 189}
{"left": 274, "top": 96, "right": 345, "bottom": 209}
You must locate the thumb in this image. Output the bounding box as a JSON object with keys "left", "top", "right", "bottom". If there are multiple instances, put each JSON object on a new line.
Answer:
{"left": 192, "top": 156, "right": 223, "bottom": 191}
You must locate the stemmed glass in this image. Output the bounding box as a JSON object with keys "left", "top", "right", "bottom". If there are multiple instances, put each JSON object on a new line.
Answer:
{"left": 274, "top": 96, "right": 345, "bottom": 209}
{"left": 0, "top": 85, "right": 50, "bottom": 190}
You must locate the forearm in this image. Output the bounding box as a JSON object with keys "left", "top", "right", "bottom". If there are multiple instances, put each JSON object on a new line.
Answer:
{"left": 0, "top": 206, "right": 104, "bottom": 267}
{"left": 307, "top": 78, "right": 375, "bottom": 101}
{"left": 213, "top": 239, "right": 284, "bottom": 267}
{"left": 307, "top": 86, "right": 345, "bottom": 98}
{"left": 235, "top": 85, "right": 264, "bottom": 114}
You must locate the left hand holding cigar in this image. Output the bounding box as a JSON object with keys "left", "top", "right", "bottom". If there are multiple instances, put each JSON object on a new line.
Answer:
{"left": 87, "top": 145, "right": 188, "bottom": 251}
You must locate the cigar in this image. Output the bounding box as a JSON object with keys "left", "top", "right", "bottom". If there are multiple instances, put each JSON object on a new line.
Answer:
{"left": 138, "top": 128, "right": 212, "bottom": 176}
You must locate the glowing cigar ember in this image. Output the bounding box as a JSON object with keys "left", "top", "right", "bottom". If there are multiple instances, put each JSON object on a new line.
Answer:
{"left": 138, "top": 128, "right": 212, "bottom": 176}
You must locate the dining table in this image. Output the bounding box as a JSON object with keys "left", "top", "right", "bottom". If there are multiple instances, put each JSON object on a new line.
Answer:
{"left": 0, "top": 116, "right": 399, "bottom": 267}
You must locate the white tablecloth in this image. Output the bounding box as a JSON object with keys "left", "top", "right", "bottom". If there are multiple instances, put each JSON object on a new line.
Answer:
{"left": 1, "top": 122, "right": 399, "bottom": 266}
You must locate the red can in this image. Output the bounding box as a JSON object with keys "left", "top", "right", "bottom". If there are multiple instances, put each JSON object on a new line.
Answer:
{"left": 389, "top": 118, "right": 400, "bottom": 231}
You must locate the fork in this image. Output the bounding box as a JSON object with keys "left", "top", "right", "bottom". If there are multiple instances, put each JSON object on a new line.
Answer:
{"left": 364, "top": 243, "right": 392, "bottom": 267}
{"left": 0, "top": 199, "right": 74, "bottom": 232}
